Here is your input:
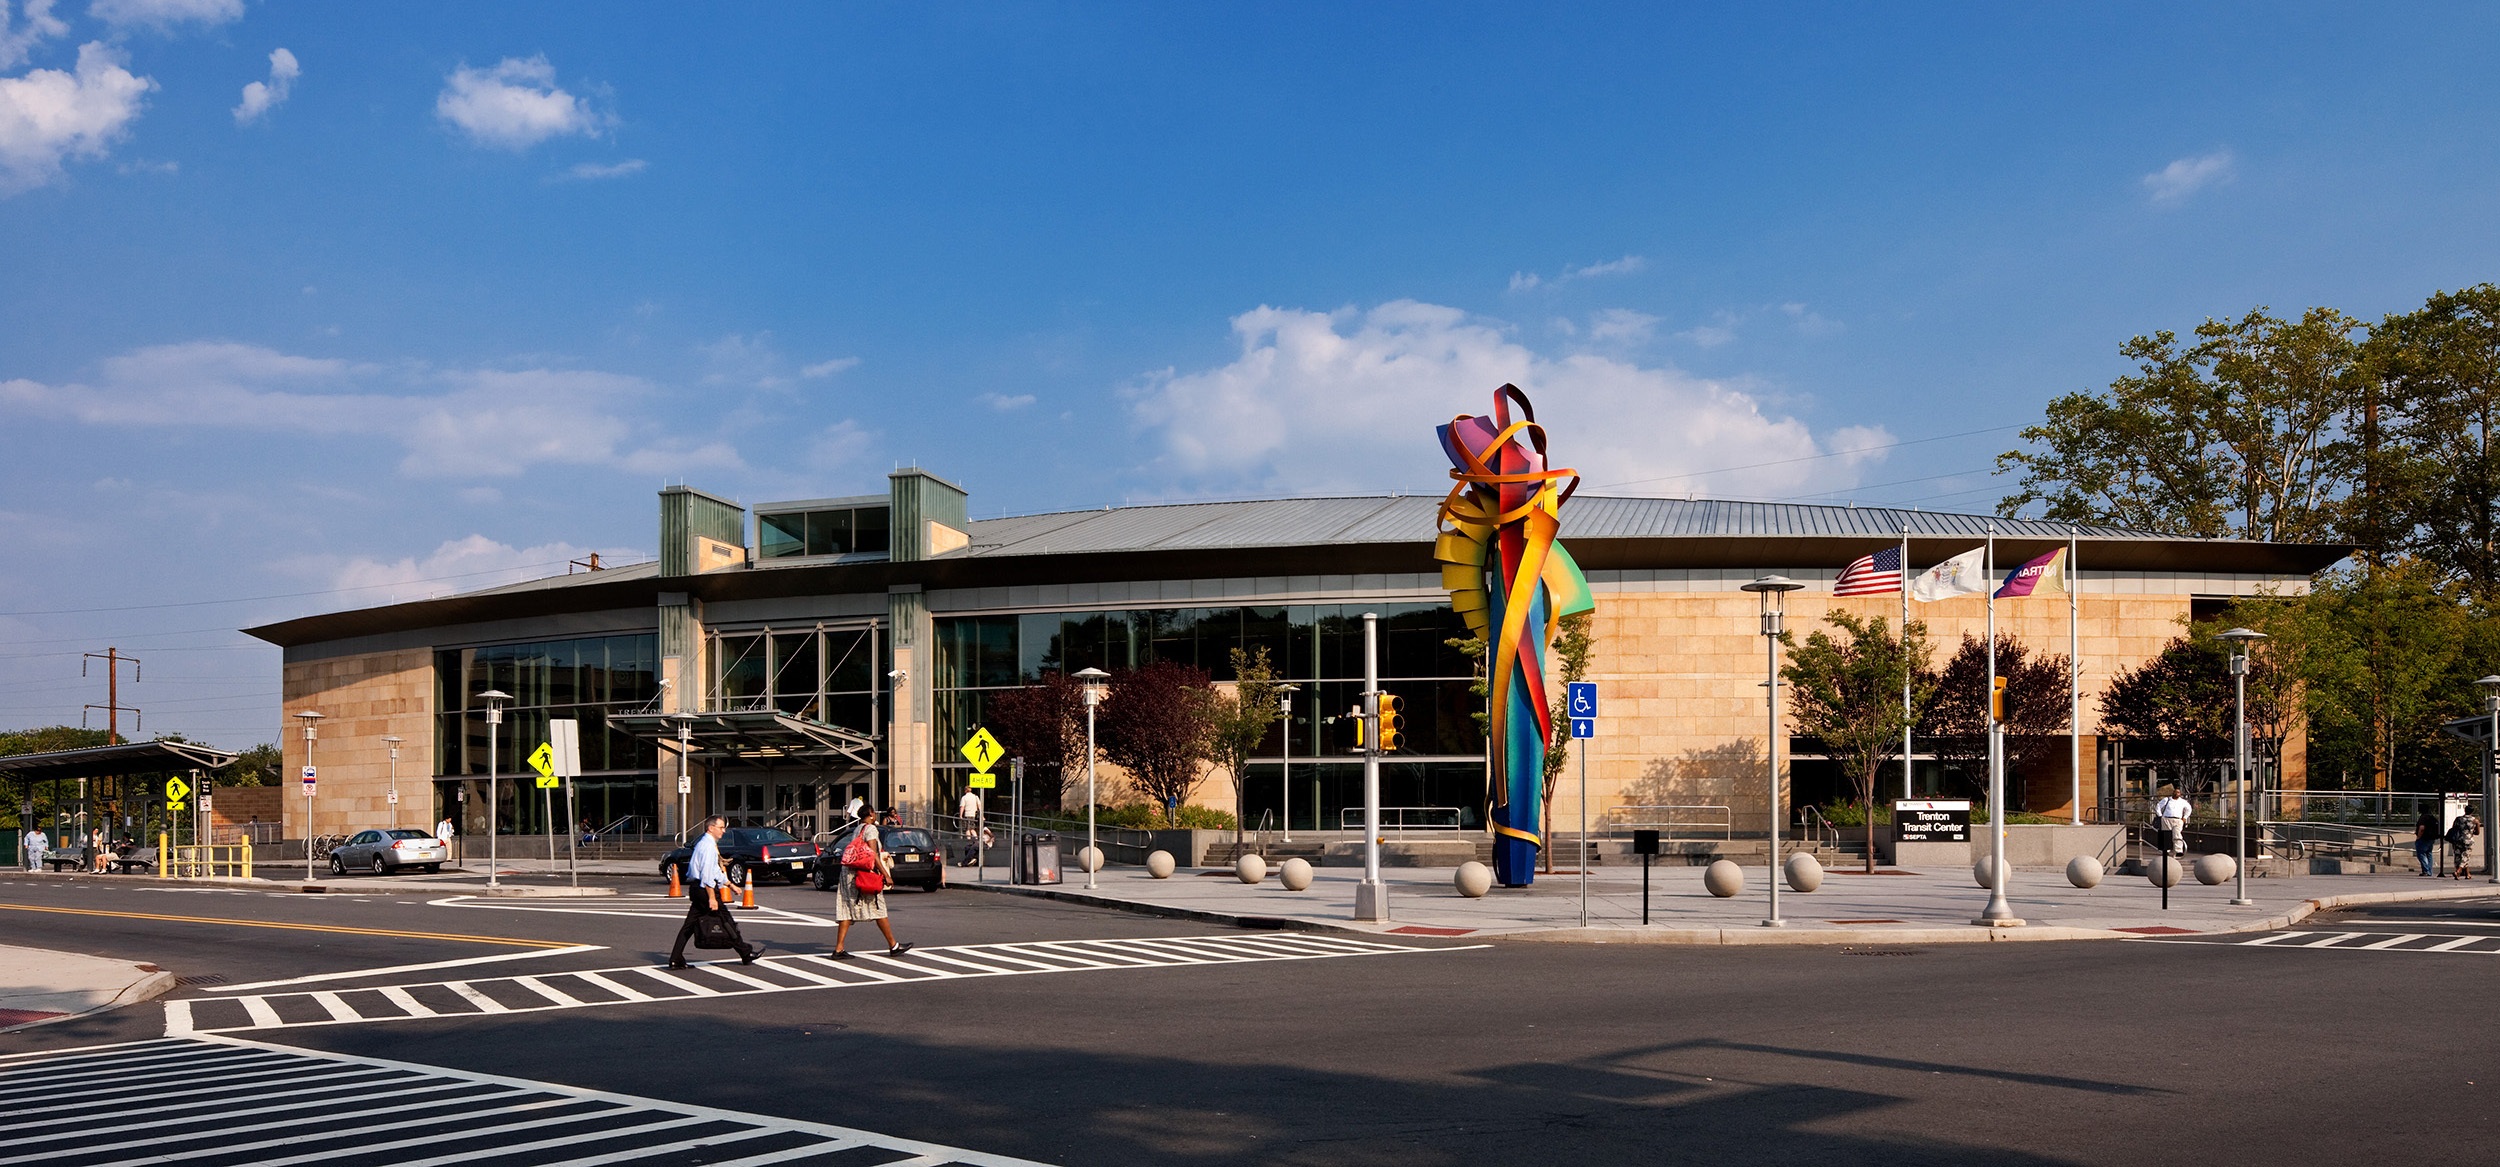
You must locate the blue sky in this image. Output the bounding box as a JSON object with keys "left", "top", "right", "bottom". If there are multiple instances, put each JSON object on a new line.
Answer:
{"left": 4, "top": 2, "right": 2499, "bottom": 747}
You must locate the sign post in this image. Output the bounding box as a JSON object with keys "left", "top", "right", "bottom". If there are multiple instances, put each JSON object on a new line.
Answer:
{"left": 527, "top": 741, "right": 557, "bottom": 875}
{"left": 550, "top": 719, "right": 581, "bottom": 890}
{"left": 1568, "top": 682, "right": 1597, "bottom": 927}
{"left": 960, "top": 727, "right": 1004, "bottom": 880}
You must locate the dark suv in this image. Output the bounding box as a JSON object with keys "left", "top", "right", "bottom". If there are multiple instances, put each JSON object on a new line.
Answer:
{"left": 812, "top": 823, "right": 944, "bottom": 893}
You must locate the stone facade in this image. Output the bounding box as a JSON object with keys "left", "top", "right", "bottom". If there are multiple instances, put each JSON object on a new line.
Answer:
{"left": 278, "top": 647, "right": 434, "bottom": 839}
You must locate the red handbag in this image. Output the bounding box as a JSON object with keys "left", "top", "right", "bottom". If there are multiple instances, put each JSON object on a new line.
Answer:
{"left": 852, "top": 867, "right": 886, "bottom": 896}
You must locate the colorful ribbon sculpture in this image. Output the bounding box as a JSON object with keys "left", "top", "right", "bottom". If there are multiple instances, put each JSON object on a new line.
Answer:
{"left": 1435, "top": 385, "right": 1594, "bottom": 887}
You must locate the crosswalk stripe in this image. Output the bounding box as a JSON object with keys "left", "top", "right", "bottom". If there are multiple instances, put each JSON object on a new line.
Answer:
{"left": 447, "top": 980, "right": 512, "bottom": 1013}
{"left": 533, "top": 1125, "right": 792, "bottom": 1167}
{"left": 2296, "top": 932, "right": 2364, "bottom": 948}
{"left": 231, "top": 1098, "right": 615, "bottom": 1167}
{"left": 2426, "top": 936, "right": 2482, "bottom": 951}
{"left": 2359, "top": 934, "right": 2418, "bottom": 949}
{"left": 0, "top": 1047, "right": 281, "bottom": 1095}
{"left": 179, "top": 932, "right": 1481, "bottom": 1035}
{"left": 0, "top": 1081, "right": 525, "bottom": 1164}
{"left": 0, "top": 1064, "right": 397, "bottom": 1126}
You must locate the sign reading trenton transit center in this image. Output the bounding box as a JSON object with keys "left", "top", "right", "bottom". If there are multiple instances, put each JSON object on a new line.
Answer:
{"left": 1894, "top": 799, "right": 1971, "bottom": 843}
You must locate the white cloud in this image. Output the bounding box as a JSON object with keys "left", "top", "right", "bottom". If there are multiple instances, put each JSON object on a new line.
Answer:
{"left": 325, "top": 535, "right": 605, "bottom": 602}
{"left": 1509, "top": 254, "right": 1647, "bottom": 292}
{"left": 808, "top": 419, "right": 873, "bottom": 471}
{"left": 0, "top": 340, "right": 744, "bottom": 479}
{"left": 560, "top": 158, "right": 644, "bottom": 180}
{"left": 2143, "top": 149, "right": 2235, "bottom": 205}
{"left": 1675, "top": 311, "right": 1739, "bottom": 349}
{"left": 0, "top": 1, "right": 67, "bottom": 71}
{"left": 435, "top": 55, "right": 604, "bottom": 151}
{"left": 979, "top": 392, "right": 1036, "bottom": 411}
{"left": 1128, "top": 300, "right": 1890, "bottom": 500}
{"left": 800, "top": 357, "right": 859, "bottom": 379}
{"left": 1585, "top": 308, "right": 1658, "bottom": 345}
{"left": 89, "top": 0, "right": 238, "bottom": 32}
{"left": 1779, "top": 301, "right": 1841, "bottom": 337}
{"left": 232, "top": 47, "right": 297, "bottom": 125}
{"left": 699, "top": 332, "right": 791, "bottom": 389}
{"left": 0, "top": 40, "right": 152, "bottom": 193}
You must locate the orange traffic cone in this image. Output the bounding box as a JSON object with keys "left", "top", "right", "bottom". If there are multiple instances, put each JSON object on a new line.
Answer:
{"left": 740, "top": 869, "right": 757, "bottom": 909}
{"left": 667, "top": 864, "right": 683, "bottom": 898}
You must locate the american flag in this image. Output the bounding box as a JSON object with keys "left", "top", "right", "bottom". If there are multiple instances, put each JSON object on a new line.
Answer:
{"left": 1833, "top": 545, "right": 1904, "bottom": 596}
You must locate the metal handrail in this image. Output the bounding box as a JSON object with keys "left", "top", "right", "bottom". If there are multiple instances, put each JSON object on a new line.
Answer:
{"left": 1795, "top": 806, "right": 1831, "bottom": 852}
{"left": 1601, "top": 804, "right": 1733, "bottom": 840}
{"left": 1338, "top": 806, "right": 1464, "bottom": 835}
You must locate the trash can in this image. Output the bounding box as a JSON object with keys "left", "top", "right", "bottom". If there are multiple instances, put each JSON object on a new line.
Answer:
{"left": 1019, "top": 832, "right": 1061, "bottom": 885}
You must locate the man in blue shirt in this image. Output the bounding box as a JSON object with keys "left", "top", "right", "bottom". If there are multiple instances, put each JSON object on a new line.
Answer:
{"left": 670, "top": 816, "right": 761, "bottom": 967}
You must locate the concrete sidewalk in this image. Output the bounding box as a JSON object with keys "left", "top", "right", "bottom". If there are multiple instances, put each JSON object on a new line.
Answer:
{"left": 0, "top": 943, "right": 176, "bottom": 1031}
{"left": 954, "top": 861, "right": 2500, "bottom": 944}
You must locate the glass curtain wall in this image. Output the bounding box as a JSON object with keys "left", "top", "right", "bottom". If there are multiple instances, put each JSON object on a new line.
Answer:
{"left": 705, "top": 625, "right": 883, "bottom": 735}
{"left": 434, "top": 634, "right": 660, "bottom": 836}
{"left": 932, "top": 603, "right": 1482, "bottom": 828}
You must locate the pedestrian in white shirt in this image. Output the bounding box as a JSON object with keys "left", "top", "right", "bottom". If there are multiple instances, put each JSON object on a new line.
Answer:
{"left": 957, "top": 789, "right": 986, "bottom": 867}
{"left": 24, "top": 827, "right": 47, "bottom": 872}
{"left": 2152, "top": 788, "right": 2192, "bottom": 856}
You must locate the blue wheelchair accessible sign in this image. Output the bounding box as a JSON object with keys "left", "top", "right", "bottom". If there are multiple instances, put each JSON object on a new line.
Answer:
{"left": 1567, "top": 682, "right": 1597, "bottom": 739}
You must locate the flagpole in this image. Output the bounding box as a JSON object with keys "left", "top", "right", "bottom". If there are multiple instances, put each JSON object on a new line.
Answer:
{"left": 1901, "top": 524, "right": 1913, "bottom": 802}
{"left": 1977, "top": 526, "right": 2017, "bottom": 925}
{"left": 2069, "top": 525, "right": 2082, "bottom": 827}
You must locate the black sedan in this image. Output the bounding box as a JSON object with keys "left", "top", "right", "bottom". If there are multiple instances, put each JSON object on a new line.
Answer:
{"left": 812, "top": 824, "right": 944, "bottom": 893}
{"left": 659, "top": 827, "right": 820, "bottom": 885}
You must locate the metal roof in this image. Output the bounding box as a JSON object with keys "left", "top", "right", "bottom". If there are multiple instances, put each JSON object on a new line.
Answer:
{"left": 0, "top": 739, "right": 240, "bottom": 781}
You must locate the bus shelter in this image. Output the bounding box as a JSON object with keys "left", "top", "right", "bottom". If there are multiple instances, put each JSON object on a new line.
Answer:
{"left": 2, "top": 740, "right": 239, "bottom": 865}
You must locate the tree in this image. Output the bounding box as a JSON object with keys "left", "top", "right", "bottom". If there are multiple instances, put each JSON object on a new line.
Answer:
{"left": 1204, "top": 646, "right": 1283, "bottom": 851}
{"left": 219, "top": 742, "right": 283, "bottom": 787}
{"left": 0, "top": 725, "right": 112, "bottom": 756}
{"left": 1782, "top": 612, "right": 1935, "bottom": 871}
{"left": 1998, "top": 306, "right": 2364, "bottom": 543}
{"left": 1094, "top": 661, "right": 1219, "bottom": 824}
{"left": 1916, "top": 634, "right": 2071, "bottom": 805}
{"left": 983, "top": 674, "right": 1091, "bottom": 811}
{"left": 1537, "top": 612, "right": 1595, "bottom": 873}
{"left": 2367, "top": 286, "right": 2500, "bottom": 598}
{"left": 2222, "top": 563, "right": 2474, "bottom": 790}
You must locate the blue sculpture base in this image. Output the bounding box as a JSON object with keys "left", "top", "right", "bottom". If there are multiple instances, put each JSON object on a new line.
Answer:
{"left": 1493, "top": 835, "right": 1538, "bottom": 887}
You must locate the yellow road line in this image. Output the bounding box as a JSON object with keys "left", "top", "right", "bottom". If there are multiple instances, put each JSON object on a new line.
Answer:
{"left": 0, "top": 903, "right": 577, "bottom": 949}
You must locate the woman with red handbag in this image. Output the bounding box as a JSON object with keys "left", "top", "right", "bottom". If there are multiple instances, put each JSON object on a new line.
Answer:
{"left": 831, "top": 801, "right": 912, "bottom": 959}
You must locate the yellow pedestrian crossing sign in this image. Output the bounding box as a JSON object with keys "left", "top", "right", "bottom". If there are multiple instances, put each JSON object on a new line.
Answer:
{"left": 527, "top": 742, "right": 558, "bottom": 789}
{"left": 959, "top": 726, "right": 1005, "bottom": 773}
{"left": 164, "top": 774, "right": 191, "bottom": 806}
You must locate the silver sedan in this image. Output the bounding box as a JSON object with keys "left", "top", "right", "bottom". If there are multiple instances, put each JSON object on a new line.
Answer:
{"left": 330, "top": 828, "right": 449, "bottom": 875}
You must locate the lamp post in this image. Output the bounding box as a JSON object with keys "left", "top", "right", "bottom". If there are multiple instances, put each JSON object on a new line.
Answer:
{"left": 1742, "top": 575, "right": 1803, "bottom": 927}
{"left": 478, "top": 689, "right": 511, "bottom": 888}
{"left": 2478, "top": 676, "right": 2500, "bottom": 884}
{"left": 1075, "top": 668, "right": 1110, "bottom": 889}
{"left": 2218, "top": 628, "right": 2266, "bottom": 906}
{"left": 671, "top": 711, "right": 696, "bottom": 841}
{"left": 1277, "top": 683, "right": 1300, "bottom": 842}
{"left": 381, "top": 735, "right": 404, "bottom": 831}
{"left": 294, "top": 710, "right": 323, "bottom": 881}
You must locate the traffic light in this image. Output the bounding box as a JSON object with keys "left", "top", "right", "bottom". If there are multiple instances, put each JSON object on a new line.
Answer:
{"left": 1990, "top": 676, "right": 2007, "bottom": 723}
{"left": 1378, "top": 693, "right": 1406, "bottom": 753}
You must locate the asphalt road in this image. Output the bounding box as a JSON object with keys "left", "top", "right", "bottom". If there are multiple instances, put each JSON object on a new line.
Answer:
{"left": 5, "top": 873, "right": 2498, "bottom": 1166}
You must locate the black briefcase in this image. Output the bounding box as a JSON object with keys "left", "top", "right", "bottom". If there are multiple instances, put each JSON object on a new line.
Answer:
{"left": 693, "top": 912, "right": 743, "bottom": 951}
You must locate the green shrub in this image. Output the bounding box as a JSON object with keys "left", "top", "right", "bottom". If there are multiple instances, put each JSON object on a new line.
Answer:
{"left": 1165, "top": 804, "right": 1238, "bottom": 830}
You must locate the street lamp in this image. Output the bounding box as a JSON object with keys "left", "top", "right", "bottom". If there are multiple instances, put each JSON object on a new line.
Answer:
{"left": 1075, "top": 667, "right": 1111, "bottom": 890}
{"left": 294, "top": 710, "right": 323, "bottom": 881}
{"left": 381, "top": 735, "right": 404, "bottom": 831}
{"left": 478, "top": 689, "right": 512, "bottom": 888}
{"left": 2218, "top": 627, "right": 2267, "bottom": 906}
{"left": 2477, "top": 675, "right": 2500, "bottom": 884}
{"left": 1277, "top": 683, "right": 1300, "bottom": 841}
{"left": 1741, "top": 575, "right": 1803, "bottom": 927}
{"left": 671, "top": 710, "right": 696, "bottom": 842}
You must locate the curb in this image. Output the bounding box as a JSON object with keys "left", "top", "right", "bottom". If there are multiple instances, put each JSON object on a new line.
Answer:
{"left": 2216, "top": 882, "right": 2498, "bottom": 934}
{"left": 0, "top": 962, "right": 177, "bottom": 1034}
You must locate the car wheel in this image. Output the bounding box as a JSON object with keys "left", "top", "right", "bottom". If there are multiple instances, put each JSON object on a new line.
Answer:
{"left": 423, "top": 864, "right": 441, "bottom": 874}
{"left": 811, "top": 865, "right": 834, "bottom": 891}
{"left": 724, "top": 860, "right": 746, "bottom": 886}
{"left": 329, "top": 855, "right": 346, "bottom": 876}
{"left": 924, "top": 878, "right": 942, "bottom": 893}
{"left": 370, "top": 855, "right": 388, "bottom": 876}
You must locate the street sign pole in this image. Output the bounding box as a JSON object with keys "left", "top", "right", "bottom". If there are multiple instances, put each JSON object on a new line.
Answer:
{"left": 1352, "top": 613, "right": 1389, "bottom": 922}
{"left": 1568, "top": 682, "right": 1597, "bottom": 929}
{"left": 551, "top": 719, "right": 581, "bottom": 891}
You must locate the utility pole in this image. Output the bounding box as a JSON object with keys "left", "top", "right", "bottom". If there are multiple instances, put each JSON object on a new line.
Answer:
{"left": 82, "top": 648, "right": 142, "bottom": 742}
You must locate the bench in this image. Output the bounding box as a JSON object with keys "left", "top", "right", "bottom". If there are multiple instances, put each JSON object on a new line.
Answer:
{"left": 107, "top": 848, "right": 158, "bottom": 875}
{"left": 40, "top": 849, "right": 87, "bottom": 872}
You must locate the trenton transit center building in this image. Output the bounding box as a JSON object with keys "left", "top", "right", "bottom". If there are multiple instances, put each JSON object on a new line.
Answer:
{"left": 244, "top": 470, "right": 2343, "bottom": 845}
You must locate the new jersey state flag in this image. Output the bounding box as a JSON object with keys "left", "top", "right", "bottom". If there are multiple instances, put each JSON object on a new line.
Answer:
{"left": 1996, "top": 547, "right": 2069, "bottom": 598}
{"left": 1909, "top": 547, "right": 1989, "bottom": 601}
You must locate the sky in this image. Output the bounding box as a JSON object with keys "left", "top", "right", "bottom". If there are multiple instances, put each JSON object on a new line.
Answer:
{"left": 4, "top": 1, "right": 2500, "bottom": 749}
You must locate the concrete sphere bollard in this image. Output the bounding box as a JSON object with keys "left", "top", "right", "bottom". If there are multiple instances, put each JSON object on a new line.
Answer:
{"left": 1784, "top": 852, "right": 1823, "bottom": 893}
{"left": 2194, "top": 853, "right": 2236, "bottom": 886}
{"left": 2148, "top": 854, "right": 2182, "bottom": 889}
{"left": 1076, "top": 845, "right": 1105, "bottom": 873}
{"left": 1704, "top": 859, "right": 1745, "bottom": 898}
{"left": 1454, "top": 861, "right": 1493, "bottom": 898}
{"left": 1235, "top": 853, "right": 1267, "bottom": 884}
{"left": 1972, "top": 855, "right": 2000, "bottom": 890}
{"left": 2065, "top": 855, "right": 2104, "bottom": 889}
{"left": 1145, "top": 850, "right": 1176, "bottom": 879}
{"left": 1279, "top": 857, "right": 1313, "bottom": 891}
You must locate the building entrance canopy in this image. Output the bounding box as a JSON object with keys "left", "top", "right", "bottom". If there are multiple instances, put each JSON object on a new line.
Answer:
{"left": 0, "top": 739, "right": 240, "bottom": 782}
{"left": 608, "top": 711, "right": 877, "bottom": 769}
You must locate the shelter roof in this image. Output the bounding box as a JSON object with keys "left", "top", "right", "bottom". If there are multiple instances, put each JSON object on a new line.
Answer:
{"left": 0, "top": 740, "right": 240, "bottom": 781}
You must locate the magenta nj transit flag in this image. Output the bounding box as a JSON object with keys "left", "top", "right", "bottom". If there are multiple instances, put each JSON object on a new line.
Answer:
{"left": 1996, "top": 547, "right": 2068, "bottom": 598}
{"left": 1833, "top": 545, "right": 1902, "bottom": 596}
